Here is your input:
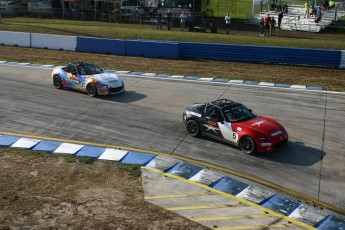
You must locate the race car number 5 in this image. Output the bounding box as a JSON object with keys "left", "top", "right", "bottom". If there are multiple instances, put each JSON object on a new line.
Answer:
{"left": 233, "top": 133, "right": 237, "bottom": 139}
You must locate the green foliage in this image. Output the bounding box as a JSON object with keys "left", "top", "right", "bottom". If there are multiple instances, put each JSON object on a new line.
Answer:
{"left": 118, "top": 164, "right": 142, "bottom": 178}
{"left": 208, "top": 0, "right": 253, "bottom": 18}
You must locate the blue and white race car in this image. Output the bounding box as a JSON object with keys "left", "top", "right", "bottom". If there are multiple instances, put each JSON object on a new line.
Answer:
{"left": 52, "top": 61, "right": 125, "bottom": 97}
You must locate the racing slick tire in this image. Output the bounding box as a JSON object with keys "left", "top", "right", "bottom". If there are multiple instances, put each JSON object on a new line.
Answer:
{"left": 86, "top": 83, "right": 98, "bottom": 97}
{"left": 239, "top": 136, "right": 257, "bottom": 155}
{"left": 53, "top": 75, "right": 63, "bottom": 89}
{"left": 186, "top": 119, "right": 200, "bottom": 137}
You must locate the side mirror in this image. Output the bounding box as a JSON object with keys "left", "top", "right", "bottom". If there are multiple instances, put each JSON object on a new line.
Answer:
{"left": 249, "top": 109, "right": 252, "bottom": 113}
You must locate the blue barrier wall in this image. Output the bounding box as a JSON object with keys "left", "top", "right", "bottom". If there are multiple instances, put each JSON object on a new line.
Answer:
{"left": 126, "top": 40, "right": 179, "bottom": 59}
{"left": 179, "top": 42, "right": 342, "bottom": 68}
{"left": 76, "top": 37, "right": 126, "bottom": 55}
{"left": 1, "top": 31, "right": 343, "bottom": 68}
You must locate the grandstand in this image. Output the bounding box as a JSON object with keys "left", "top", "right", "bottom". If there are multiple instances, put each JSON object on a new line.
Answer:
{"left": 250, "top": 1, "right": 345, "bottom": 32}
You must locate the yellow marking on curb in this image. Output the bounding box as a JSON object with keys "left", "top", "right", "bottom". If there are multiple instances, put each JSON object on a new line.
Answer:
{"left": 146, "top": 177, "right": 171, "bottom": 180}
{"left": 191, "top": 214, "right": 270, "bottom": 222}
{"left": 145, "top": 192, "right": 214, "bottom": 200}
{"left": 142, "top": 167, "right": 316, "bottom": 230}
{"left": 1, "top": 132, "right": 344, "bottom": 217}
{"left": 167, "top": 203, "right": 247, "bottom": 211}
{"left": 216, "top": 223, "right": 296, "bottom": 230}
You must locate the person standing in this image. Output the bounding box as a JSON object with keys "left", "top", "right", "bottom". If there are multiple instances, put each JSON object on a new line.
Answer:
{"left": 179, "top": 11, "right": 187, "bottom": 31}
{"left": 278, "top": 8, "right": 283, "bottom": 29}
{"left": 304, "top": 0, "right": 310, "bottom": 18}
{"left": 187, "top": 11, "right": 194, "bottom": 32}
{"left": 166, "top": 10, "right": 173, "bottom": 30}
{"left": 259, "top": 18, "right": 264, "bottom": 36}
{"left": 270, "top": 17, "right": 276, "bottom": 36}
{"left": 156, "top": 10, "right": 162, "bottom": 29}
{"left": 225, "top": 13, "right": 231, "bottom": 34}
{"left": 264, "top": 14, "right": 270, "bottom": 36}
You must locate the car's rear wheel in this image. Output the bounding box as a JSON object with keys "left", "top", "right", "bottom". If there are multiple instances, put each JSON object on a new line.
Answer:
{"left": 186, "top": 120, "right": 200, "bottom": 137}
{"left": 87, "top": 83, "right": 98, "bottom": 97}
{"left": 53, "top": 75, "right": 63, "bottom": 89}
{"left": 239, "top": 136, "right": 257, "bottom": 155}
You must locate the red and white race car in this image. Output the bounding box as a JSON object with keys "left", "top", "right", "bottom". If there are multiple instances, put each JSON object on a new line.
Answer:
{"left": 183, "top": 99, "right": 288, "bottom": 154}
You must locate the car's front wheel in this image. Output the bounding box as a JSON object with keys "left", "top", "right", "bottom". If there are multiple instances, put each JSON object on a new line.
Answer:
{"left": 86, "top": 83, "right": 98, "bottom": 97}
{"left": 239, "top": 136, "right": 257, "bottom": 155}
{"left": 53, "top": 75, "right": 63, "bottom": 89}
{"left": 186, "top": 120, "right": 200, "bottom": 137}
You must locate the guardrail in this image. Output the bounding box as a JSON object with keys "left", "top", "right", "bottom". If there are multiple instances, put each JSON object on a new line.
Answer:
{"left": 0, "top": 31, "right": 344, "bottom": 68}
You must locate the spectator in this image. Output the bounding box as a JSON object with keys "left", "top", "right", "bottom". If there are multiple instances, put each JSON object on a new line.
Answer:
{"left": 259, "top": 18, "right": 265, "bottom": 36}
{"left": 264, "top": 14, "right": 271, "bottom": 36}
{"left": 187, "top": 11, "right": 194, "bottom": 32}
{"left": 278, "top": 8, "right": 283, "bottom": 29}
{"left": 270, "top": 0, "right": 277, "bottom": 10}
{"left": 304, "top": 0, "right": 310, "bottom": 18}
{"left": 179, "top": 11, "right": 187, "bottom": 31}
{"left": 329, "top": 0, "right": 335, "bottom": 9}
{"left": 156, "top": 10, "right": 162, "bottom": 29}
{"left": 210, "top": 22, "right": 217, "bottom": 33}
{"left": 270, "top": 17, "right": 276, "bottom": 36}
{"left": 310, "top": 5, "right": 316, "bottom": 17}
{"left": 166, "top": 10, "right": 173, "bottom": 30}
{"left": 322, "top": 0, "right": 329, "bottom": 11}
{"left": 225, "top": 13, "right": 231, "bottom": 34}
{"left": 283, "top": 3, "right": 289, "bottom": 14}
{"left": 315, "top": 6, "right": 322, "bottom": 23}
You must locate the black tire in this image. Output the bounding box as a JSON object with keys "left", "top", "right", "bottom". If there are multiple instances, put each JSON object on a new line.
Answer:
{"left": 239, "top": 136, "right": 257, "bottom": 155}
{"left": 186, "top": 120, "right": 200, "bottom": 137}
{"left": 53, "top": 75, "right": 63, "bottom": 89}
{"left": 86, "top": 83, "right": 98, "bottom": 97}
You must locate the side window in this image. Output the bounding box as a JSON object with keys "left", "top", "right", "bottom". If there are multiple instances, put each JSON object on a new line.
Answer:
{"left": 205, "top": 105, "right": 215, "bottom": 117}
{"left": 77, "top": 67, "right": 85, "bottom": 75}
{"left": 65, "top": 64, "right": 73, "bottom": 73}
{"left": 210, "top": 108, "right": 220, "bottom": 118}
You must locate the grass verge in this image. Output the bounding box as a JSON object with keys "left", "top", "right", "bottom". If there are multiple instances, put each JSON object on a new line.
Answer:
{"left": 1, "top": 17, "right": 345, "bottom": 50}
{"left": 1, "top": 46, "right": 345, "bottom": 92}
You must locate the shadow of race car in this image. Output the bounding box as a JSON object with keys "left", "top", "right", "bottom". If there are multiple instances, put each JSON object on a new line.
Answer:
{"left": 183, "top": 99, "right": 288, "bottom": 154}
{"left": 52, "top": 61, "right": 125, "bottom": 97}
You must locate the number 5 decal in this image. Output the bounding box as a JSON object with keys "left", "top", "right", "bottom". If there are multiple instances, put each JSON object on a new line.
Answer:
{"left": 233, "top": 133, "right": 237, "bottom": 139}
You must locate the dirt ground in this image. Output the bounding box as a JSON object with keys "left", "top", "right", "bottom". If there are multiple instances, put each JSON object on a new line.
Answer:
{"left": 0, "top": 148, "right": 208, "bottom": 229}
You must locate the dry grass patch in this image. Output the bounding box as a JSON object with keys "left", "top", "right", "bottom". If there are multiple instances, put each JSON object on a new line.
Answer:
{"left": 0, "top": 148, "right": 207, "bottom": 229}
{"left": 1, "top": 46, "right": 345, "bottom": 91}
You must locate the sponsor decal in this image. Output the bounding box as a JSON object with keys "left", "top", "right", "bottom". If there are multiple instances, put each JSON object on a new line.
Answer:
{"left": 208, "top": 121, "right": 217, "bottom": 127}
{"left": 237, "top": 127, "right": 242, "bottom": 131}
{"left": 251, "top": 120, "right": 265, "bottom": 127}
{"left": 261, "top": 143, "right": 272, "bottom": 147}
{"left": 202, "top": 124, "right": 219, "bottom": 134}
{"left": 66, "top": 78, "right": 79, "bottom": 84}
{"left": 271, "top": 130, "right": 283, "bottom": 137}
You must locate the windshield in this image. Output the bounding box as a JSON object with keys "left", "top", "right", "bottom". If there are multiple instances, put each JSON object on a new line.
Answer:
{"left": 223, "top": 105, "right": 255, "bottom": 122}
{"left": 77, "top": 64, "right": 103, "bottom": 75}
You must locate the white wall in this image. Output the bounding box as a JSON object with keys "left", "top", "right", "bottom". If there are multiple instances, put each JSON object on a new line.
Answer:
{"left": 31, "top": 33, "right": 77, "bottom": 51}
{"left": 0, "top": 31, "right": 31, "bottom": 47}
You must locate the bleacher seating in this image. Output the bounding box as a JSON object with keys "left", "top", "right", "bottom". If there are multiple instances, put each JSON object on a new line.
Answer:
{"left": 249, "top": 3, "right": 345, "bottom": 32}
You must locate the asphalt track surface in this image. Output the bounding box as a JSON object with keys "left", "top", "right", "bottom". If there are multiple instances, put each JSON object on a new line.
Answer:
{"left": 0, "top": 64, "right": 344, "bottom": 212}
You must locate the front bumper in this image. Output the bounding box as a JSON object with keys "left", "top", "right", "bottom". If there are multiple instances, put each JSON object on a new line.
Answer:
{"left": 98, "top": 85, "right": 125, "bottom": 95}
{"left": 257, "top": 138, "right": 288, "bottom": 153}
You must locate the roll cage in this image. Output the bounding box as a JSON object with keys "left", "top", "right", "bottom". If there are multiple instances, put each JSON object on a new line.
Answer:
{"left": 64, "top": 61, "right": 103, "bottom": 75}
{"left": 202, "top": 99, "right": 254, "bottom": 122}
